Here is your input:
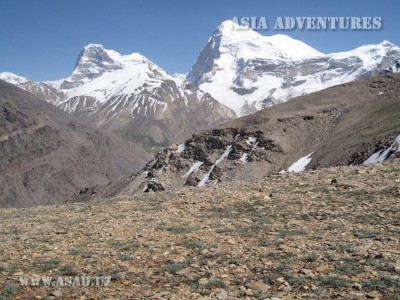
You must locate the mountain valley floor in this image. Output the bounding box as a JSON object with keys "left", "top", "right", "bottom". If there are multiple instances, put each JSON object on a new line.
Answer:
{"left": 0, "top": 159, "right": 399, "bottom": 299}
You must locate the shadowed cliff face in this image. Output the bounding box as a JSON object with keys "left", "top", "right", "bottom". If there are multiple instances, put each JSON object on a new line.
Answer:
{"left": 0, "top": 80, "right": 152, "bottom": 208}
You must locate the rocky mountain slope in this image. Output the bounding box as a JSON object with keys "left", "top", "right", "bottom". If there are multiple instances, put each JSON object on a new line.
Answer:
{"left": 1, "top": 158, "right": 399, "bottom": 299}
{"left": 0, "top": 72, "right": 64, "bottom": 103}
{"left": 0, "top": 80, "right": 151, "bottom": 208}
{"left": 188, "top": 20, "right": 400, "bottom": 116}
{"left": 78, "top": 73, "right": 400, "bottom": 200}
{"left": 1, "top": 44, "right": 236, "bottom": 153}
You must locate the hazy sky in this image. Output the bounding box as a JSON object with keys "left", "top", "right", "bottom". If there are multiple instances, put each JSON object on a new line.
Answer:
{"left": 0, "top": 0, "right": 399, "bottom": 81}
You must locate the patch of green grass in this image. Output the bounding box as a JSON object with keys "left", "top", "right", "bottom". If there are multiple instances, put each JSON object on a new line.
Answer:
{"left": 0, "top": 283, "right": 19, "bottom": 300}
{"left": 310, "top": 186, "right": 330, "bottom": 194}
{"left": 336, "top": 258, "right": 365, "bottom": 276}
{"left": 68, "top": 247, "right": 84, "bottom": 256}
{"left": 109, "top": 269, "right": 131, "bottom": 280}
{"left": 252, "top": 290, "right": 266, "bottom": 299}
{"left": 356, "top": 214, "right": 385, "bottom": 225}
{"left": 324, "top": 253, "right": 337, "bottom": 262}
{"left": 236, "top": 216, "right": 273, "bottom": 238}
{"left": 320, "top": 187, "right": 330, "bottom": 194}
{"left": 354, "top": 230, "right": 380, "bottom": 239}
{"left": 81, "top": 252, "right": 93, "bottom": 259}
{"left": 168, "top": 258, "right": 195, "bottom": 274}
{"left": 387, "top": 295, "right": 400, "bottom": 300}
{"left": 0, "top": 225, "right": 24, "bottom": 239}
{"left": 250, "top": 196, "right": 265, "bottom": 206}
{"left": 266, "top": 251, "right": 294, "bottom": 261}
{"left": 339, "top": 244, "right": 355, "bottom": 254}
{"left": 362, "top": 276, "right": 400, "bottom": 292}
{"left": 165, "top": 226, "right": 199, "bottom": 234}
{"left": 278, "top": 230, "right": 308, "bottom": 237}
{"left": 203, "top": 278, "right": 227, "bottom": 290}
{"left": 33, "top": 258, "right": 61, "bottom": 272}
{"left": 303, "top": 254, "right": 318, "bottom": 262}
{"left": 58, "top": 264, "right": 77, "bottom": 276}
{"left": 215, "top": 227, "right": 235, "bottom": 234}
{"left": 228, "top": 258, "right": 241, "bottom": 265}
{"left": 365, "top": 258, "right": 399, "bottom": 274}
{"left": 118, "top": 254, "right": 134, "bottom": 261}
{"left": 208, "top": 207, "right": 234, "bottom": 218}
{"left": 111, "top": 240, "right": 140, "bottom": 252}
{"left": 134, "top": 276, "right": 150, "bottom": 285}
{"left": 180, "top": 240, "right": 204, "bottom": 250}
{"left": 261, "top": 263, "right": 292, "bottom": 284}
{"left": 327, "top": 223, "right": 342, "bottom": 230}
{"left": 237, "top": 224, "right": 264, "bottom": 237}
{"left": 0, "top": 265, "right": 18, "bottom": 276}
{"left": 316, "top": 275, "right": 351, "bottom": 291}
{"left": 287, "top": 276, "right": 312, "bottom": 290}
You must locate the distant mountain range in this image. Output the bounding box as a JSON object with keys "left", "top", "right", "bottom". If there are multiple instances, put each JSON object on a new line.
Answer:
{"left": 0, "top": 43, "right": 236, "bottom": 153}
{"left": 1, "top": 20, "right": 400, "bottom": 206}
{"left": 2, "top": 20, "right": 399, "bottom": 136}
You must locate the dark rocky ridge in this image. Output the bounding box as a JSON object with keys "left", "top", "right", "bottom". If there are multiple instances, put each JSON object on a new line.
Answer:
{"left": 0, "top": 80, "right": 151, "bottom": 208}
{"left": 70, "top": 74, "right": 400, "bottom": 201}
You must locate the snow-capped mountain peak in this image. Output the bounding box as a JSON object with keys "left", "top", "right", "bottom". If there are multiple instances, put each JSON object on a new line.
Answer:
{"left": 60, "top": 44, "right": 150, "bottom": 90}
{"left": 187, "top": 20, "right": 326, "bottom": 115}
{"left": 211, "top": 20, "right": 323, "bottom": 61}
{"left": 187, "top": 20, "right": 400, "bottom": 117}
{"left": 76, "top": 44, "right": 113, "bottom": 67}
{"left": 48, "top": 43, "right": 236, "bottom": 135}
{"left": 380, "top": 40, "right": 396, "bottom": 47}
{"left": 63, "top": 55, "right": 172, "bottom": 106}
{"left": 0, "top": 72, "right": 28, "bottom": 85}
{"left": 77, "top": 43, "right": 148, "bottom": 67}
{"left": 262, "top": 34, "right": 324, "bottom": 59}
{"left": 61, "top": 44, "right": 122, "bottom": 89}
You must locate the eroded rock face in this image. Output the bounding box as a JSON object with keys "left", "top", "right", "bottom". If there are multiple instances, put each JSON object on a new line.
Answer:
{"left": 61, "top": 44, "right": 125, "bottom": 89}
{"left": 69, "top": 74, "right": 400, "bottom": 201}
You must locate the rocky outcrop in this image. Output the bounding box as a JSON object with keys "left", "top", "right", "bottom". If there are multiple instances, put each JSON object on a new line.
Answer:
{"left": 70, "top": 74, "right": 400, "bottom": 201}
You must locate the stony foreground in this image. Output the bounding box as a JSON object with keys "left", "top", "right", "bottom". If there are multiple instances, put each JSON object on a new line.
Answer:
{"left": 0, "top": 160, "right": 399, "bottom": 299}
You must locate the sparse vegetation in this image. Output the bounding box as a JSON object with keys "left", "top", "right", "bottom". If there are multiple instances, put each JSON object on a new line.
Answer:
{"left": 164, "top": 226, "right": 200, "bottom": 234}
{"left": 58, "top": 264, "right": 77, "bottom": 276}
{"left": 0, "top": 158, "right": 399, "bottom": 298}
{"left": 362, "top": 276, "right": 400, "bottom": 293}
{"left": 33, "top": 258, "right": 61, "bottom": 272}
{"left": 0, "top": 284, "right": 19, "bottom": 300}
